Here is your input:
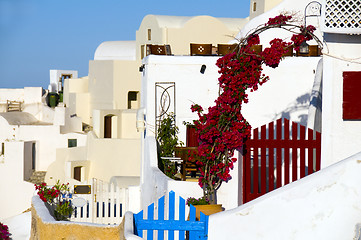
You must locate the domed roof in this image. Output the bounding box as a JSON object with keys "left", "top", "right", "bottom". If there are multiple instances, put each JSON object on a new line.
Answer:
{"left": 94, "top": 41, "right": 136, "bottom": 60}
{"left": 142, "top": 15, "right": 246, "bottom": 32}
{"left": 0, "top": 112, "right": 46, "bottom": 125}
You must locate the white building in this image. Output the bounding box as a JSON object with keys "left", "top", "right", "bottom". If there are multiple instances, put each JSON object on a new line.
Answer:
{"left": 127, "top": 0, "right": 361, "bottom": 239}
{"left": 0, "top": 87, "right": 86, "bottom": 219}
{"left": 0, "top": 14, "right": 250, "bottom": 221}
{"left": 208, "top": 0, "right": 361, "bottom": 239}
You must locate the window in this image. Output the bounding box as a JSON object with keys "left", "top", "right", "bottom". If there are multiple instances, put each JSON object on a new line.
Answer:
{"left": 147, "top": 29, "right": 151, "bottom": 41}
{"left": 104, "top": 115, "right": 112, "bottom": 138}
{"left": 68, "top": 139, "right": 77, "bottom": 148}
{"left": 32, "top": 142, "right": 36, "bottom": 170}
{"left": 128, "top": 91, "right": 139, "bottom": 109}
{"left": 343, "top": 71, "right": 361, "bottom": 120}
{"left": 141, "top": 45, "right": 145, "bottom": 59}
{"left": 253, "top": 1, "right": 257, "bottom": 12}
{"left": 59, "top": 74, "right": 72, "bottom": 92}
{"left": 74, "top": 166, "right": 82, "bottom": 181}
{"left": 0, "top": 143, "right": 4, "bottom": 155}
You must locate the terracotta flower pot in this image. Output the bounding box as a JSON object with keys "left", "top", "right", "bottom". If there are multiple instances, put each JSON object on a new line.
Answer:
{"left": 191, "top": 204, "right": 223, "bottom": 220}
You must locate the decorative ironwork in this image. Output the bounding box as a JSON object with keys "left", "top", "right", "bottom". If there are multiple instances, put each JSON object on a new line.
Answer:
{"left": 304, "top": 1, "right": 322, "bottom": 26}
{"left": 155, "top": 82, "right": 176, "bottom": 135}
{"left": 305, "top": 1, "right": 322, "bottom": 17}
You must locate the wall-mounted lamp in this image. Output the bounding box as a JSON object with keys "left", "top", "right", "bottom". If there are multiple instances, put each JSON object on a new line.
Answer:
{"left": 299, "top": 41, "right": 310, "bottom": 54}
{"left": 200, "top": 64, "right": 206, "bottom": 74}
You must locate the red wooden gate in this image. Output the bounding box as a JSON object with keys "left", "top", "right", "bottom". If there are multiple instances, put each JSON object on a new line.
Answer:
{"left": 242, "top": 118, "right": 321, "bottom": 203}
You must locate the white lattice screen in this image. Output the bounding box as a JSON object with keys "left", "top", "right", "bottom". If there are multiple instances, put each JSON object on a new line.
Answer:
{"left": 322, "top": 0, "right": 361, "bottom": 34}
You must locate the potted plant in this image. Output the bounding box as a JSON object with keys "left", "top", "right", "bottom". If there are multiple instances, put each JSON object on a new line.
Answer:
{"left": 190, "top": 14, "right": 321, "bottom": 205}
{"left": 185, "top": 196, "right": 223, "bottom": 220}
{"left": 156, "top": 113, "right": 183, "bottom": 179}
{"left": 35, "top": 180, "right": 74, "bottom": 221}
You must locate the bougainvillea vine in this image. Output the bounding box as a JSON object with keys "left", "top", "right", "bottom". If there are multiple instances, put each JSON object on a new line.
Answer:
{"left": 191, "top": 14, "right": 321, "bottom": 204}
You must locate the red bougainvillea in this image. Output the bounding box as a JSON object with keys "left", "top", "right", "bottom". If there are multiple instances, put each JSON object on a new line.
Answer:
{"left": 191, "top": 14, "right": 320, "bottom": 203}
{"left": 35, "top": 182, "right": 61, "bottom": 203}
{"left": 0, "top": 222, "right": 11, "bottom": 240}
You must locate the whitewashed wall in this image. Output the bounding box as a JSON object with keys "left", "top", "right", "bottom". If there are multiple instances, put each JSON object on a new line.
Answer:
{"left": 321, "top": 34, "right": 361, "bottom": 167}
{"left": 243, "top": 57, "right": 320, "bottom": 128}
{"left": 0, "top": 142, "right": 35, "bottom": 220}
{"left": 16, "top": 125, "right": 87, "bottom": 171}
{"left": 140, "top": 136, "right": 203, "bottom": 211}
{"left": 140, "top": 56, "right": 240, "bottom": 210}
{"left": 0, "top": 87, "right": 45, "bottom": 119}
{"left": 208, "top": 151, "right": 361, "bottom": 240}
{"left": 235, "top": 0, "right": 323, "bottom": 47}
{"left": 140, "top": 54, "right": 319, "bottom": 210}
{"left": 49, "top": 70, "right": 78, "bottom": 93}
{"left": 0, "top": 115, "right": 87, "bottom": 172}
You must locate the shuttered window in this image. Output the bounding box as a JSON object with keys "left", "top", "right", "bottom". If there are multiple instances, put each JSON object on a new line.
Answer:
{"left": 343, "top": 71, "right": 361, "bottom": 120}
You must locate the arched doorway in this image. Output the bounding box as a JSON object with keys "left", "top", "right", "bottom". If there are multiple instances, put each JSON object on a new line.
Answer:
{"left": 104, "top": 114, "right": 118, "bottom": 138}
{"left": 74, "top": 166, "right": 82, "bottom": 182}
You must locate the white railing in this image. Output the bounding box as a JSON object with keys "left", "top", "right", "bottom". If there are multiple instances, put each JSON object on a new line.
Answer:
{"left": 70, "top": 178, "right": 128, "bottom": 225}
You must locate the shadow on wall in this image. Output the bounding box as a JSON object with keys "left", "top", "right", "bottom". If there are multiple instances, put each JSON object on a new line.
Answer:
{"left": 276, "top": 93, "right": 311, "bottom": 127}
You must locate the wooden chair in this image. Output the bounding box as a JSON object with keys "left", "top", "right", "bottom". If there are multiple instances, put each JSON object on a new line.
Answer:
{"left": 282, "top": 46, "right": 294, "bottom": 57}
{"left": 217, "top": 44, "right": 238, "bottom": 55}
{"left": 146, "top": 44, "right": 172, "bottom": 56}
{"left": 190, "top": 43, "right": 212, "bottom": 56}
{"left": 249, "top": 45, "right": 263, "bottom": 53}
{"left": 174, "top": 147, "right": 200, "bottom": 181}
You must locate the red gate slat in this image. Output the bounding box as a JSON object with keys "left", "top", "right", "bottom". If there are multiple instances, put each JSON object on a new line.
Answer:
{"left": 243, "top": 143, "right": 251, "bottom": 203}
{"left": 260, "top": 125, "right": 267, "bottom": 194}
{"left": 253, "top": 128, "right": 259, "bottom": 196}
{"left": 316, "top": 131, "right": 321, "bottom": 171}
{"left": 284, "top": 119, "right": 290, "bottom": 185}
{"left": 307, "top": 129, "right": 314, "bottom": 175}
{"left": 268, "top": 122, "right": 274, "bottom": 192}
{"left": 299, "top": 124, "right": 306, "bottom": 178}
{"left": 276, "top": 119, "right": 282, "bottom": 188}
{"left": 242, "top": 118, "right": 322, "bottom": 204}
{"left": 292, "top": 122, "right": 298, "bottom": 181}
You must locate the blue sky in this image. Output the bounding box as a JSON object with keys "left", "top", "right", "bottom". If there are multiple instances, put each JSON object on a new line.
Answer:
{"left": 0, "top": 0, "right": 250, "bottom": 89}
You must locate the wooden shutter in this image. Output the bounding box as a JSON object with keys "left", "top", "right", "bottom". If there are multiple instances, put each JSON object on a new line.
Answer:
{"left": 343, "top": 71, "right": 361, "bottom": 120}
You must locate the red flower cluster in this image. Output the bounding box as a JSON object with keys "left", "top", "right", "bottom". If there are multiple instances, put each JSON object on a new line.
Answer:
{"left": 266, "top": 14, "right": 292, "bottom": 26}
{"left": 0, "top": 222, "right": 11, "bottom": 240}
{"left": 35, "top": 182, "right": 60, "bottom": 203}
{"left": 261, "top": 39, "right": 292, "bottom": 68}
{"left": 291, "top": 25, "right": 316, "bottom": 51}
{"left": 246, "top": 34, "right": 260, "bottom": 46}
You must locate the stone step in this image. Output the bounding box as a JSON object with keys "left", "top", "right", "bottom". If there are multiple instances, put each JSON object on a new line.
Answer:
{"left": 27, "top": 171, "right": 47, "bottom": 185}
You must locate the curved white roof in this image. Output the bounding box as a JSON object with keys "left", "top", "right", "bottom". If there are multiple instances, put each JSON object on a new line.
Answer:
{"left": 94, "top": 41, "right": 136, "bottom": 60}
{"left": 144, "top": 15, "right": 247, "bottom": 32}
{"left": 0, "top": 112, "right": 47, "bottom": 125}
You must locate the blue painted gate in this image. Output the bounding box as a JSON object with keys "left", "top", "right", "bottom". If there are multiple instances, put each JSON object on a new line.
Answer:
{"left": 134, "top": 191, "right": 209, "bottom": 240}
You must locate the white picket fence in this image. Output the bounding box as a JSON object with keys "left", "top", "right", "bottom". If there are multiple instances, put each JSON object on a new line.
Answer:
{"left": 70, "top": 178, "right": 128, "bottom": 225}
